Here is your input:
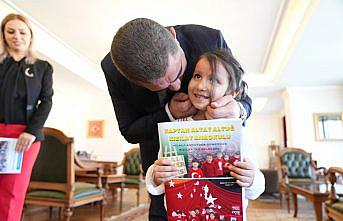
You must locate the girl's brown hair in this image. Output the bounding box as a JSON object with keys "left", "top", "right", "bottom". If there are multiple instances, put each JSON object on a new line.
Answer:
{"left": 200, "top": 50, "right": 248, "bottom": 100}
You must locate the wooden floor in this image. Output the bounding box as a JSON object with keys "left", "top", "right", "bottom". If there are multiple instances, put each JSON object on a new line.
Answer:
{"left": 22, "top": 189, "right": 316, "bottom": 221}
{"left": 22, "top": 189, "right": 149, "bottom": 221}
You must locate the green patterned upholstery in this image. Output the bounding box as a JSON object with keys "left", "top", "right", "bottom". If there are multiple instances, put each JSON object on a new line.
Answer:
{"left": 332, "top": 202, "right": 343, "bottom": 213}
{"left": 27, "top": 182, "right": 103, "bottom": 199}
{"left": 109, "top": 148, "right": 143, "bottom": 210}
{"left": 277, "top": 148, "right": 326, "bottom": 213}
{"left": 280, "top": 152, "right": 313, "bottom": 178}
{"left": 326, "top": 197, "right": 343, "bottom": 213}
{"left": 123, "top": 150, "right": 141, "bottom": 176}
{"left": 122, "top": 177, "right": 143, "bottom": 185}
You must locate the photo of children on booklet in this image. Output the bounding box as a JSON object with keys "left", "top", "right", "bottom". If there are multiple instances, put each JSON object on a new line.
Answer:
{"left": 187, "top": 144, "right": 240, "bottom": 178}
{"left": 0, "top": 141, "right": 9, "bottom": 171}
{"left": 0, "top": 138, "right": 22, "bottom": 174}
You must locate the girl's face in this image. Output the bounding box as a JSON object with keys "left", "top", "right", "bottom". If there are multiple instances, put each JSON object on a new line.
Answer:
{"left": 188, "top": 57, "right": 229, "bottom": 110}
{"left": 4, "top": 19, "right": 31, "bottom": 54}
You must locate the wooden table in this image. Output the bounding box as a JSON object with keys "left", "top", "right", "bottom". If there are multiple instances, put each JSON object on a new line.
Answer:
{"left": 76, "top": 173, "right": 126, "bottom": 190}
{"left": 80, "top": 159, "right": 119, "bottom": 175}
{"left": 75, "top": 158, "right": 127, "bottom": 209}
{"left": 75, "top": 159, "right": 122, "bottom": 189}
{"left": 289, "top": 183, "right": 343, "bottom": 221}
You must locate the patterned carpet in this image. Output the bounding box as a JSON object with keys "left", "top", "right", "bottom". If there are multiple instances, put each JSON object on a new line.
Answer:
{"left": 106, "top": 204, "right": 149, "bottom": 221}
{"left": 246, "top": 197, "right": 315, "bottom": 221}
{"left": 247, "top": 208, "right": 315, "bottom": 221}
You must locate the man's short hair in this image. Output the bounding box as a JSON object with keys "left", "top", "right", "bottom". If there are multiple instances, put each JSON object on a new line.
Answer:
{"left": 111, "top": 18, "right": 178, "bottom": 83}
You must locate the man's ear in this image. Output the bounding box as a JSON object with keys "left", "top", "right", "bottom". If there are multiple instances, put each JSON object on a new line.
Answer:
{"left": 169, "top": 27, "right": 181, "bottom": 47}
{"left": 169, "top": 27, "right": 177, "bottom": 39}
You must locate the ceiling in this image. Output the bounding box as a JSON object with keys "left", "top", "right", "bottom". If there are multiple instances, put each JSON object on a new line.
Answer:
{"left": 1, "top": 0, "right": 342, "bottom": 115}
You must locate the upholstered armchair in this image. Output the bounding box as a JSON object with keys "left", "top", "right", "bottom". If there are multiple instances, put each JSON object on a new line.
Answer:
{"left": 24, "top": 128, "right": 105, "bottom": 221}
{"left": 325, "top": 167, "right": 343, "bottom": 221}
{"left": 275, "top": 147, "right": 326, "bottom": 212}
{"left": 109, "top": 147, "right": 145, "bottom": 212}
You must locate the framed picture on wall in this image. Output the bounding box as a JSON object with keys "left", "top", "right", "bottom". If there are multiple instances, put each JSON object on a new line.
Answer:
{"left": 87, "top": 120, "right": 104, "bottom": 138}
{"left": 314, "top": 113, "right": 343, "bottom": 141}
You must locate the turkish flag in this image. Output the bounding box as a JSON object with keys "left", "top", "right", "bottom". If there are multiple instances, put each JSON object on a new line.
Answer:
{"left": 165, "top": 178, "right": 243, "bottom": 221}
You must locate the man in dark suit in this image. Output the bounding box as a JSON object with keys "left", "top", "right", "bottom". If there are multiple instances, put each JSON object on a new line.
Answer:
{"left": 101, "top": 18, "right": 251, "bottom": 220}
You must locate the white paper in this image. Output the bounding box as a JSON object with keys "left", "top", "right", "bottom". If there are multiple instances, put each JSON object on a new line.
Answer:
{"left": 0, "top": 137, "right": 23, "bottom": 174}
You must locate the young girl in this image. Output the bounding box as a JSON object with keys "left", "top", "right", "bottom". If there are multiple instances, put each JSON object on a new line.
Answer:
{"left": 145, "top": 50, "right": 265, "bottom": 214}
{"left": 176, "top": 49, "right": 247, "bottom": 121}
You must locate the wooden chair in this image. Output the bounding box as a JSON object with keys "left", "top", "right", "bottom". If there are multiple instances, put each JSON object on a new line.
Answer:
{"left": 109, "top": 147, "right": 145, "bottom": 212}
{"left": 24, "top": 128, "right": 105, "bottom": 221}
{"left": 325, "top": 167, "right": 343, "bottom": 221}
{"left": 275, "top": 147, "right": 326, "bottom": 212}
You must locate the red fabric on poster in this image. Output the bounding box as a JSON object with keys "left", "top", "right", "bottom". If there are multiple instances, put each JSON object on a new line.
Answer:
{"left": 165, "top": 179, "right": 243, "bottom": 221}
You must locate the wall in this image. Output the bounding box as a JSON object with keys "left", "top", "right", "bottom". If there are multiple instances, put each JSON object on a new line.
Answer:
{"left": 282, "top": 86, "right": 343, "bottom": 168}
{"left": 44, "top": 62, "right": 133, "bottom": 163}
{"left": 245, "top": 114, "right": 283, "bottom": 169}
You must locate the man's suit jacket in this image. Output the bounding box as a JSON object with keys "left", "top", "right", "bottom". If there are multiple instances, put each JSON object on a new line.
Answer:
{"left": 101, "top": 24, "right": 252, "bottom": 174}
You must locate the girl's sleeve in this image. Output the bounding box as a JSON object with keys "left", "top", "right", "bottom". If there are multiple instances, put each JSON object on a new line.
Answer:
{"left": 145, "top": 148, "right": 166, "bottom": 195}
{"left": 242, "top": 131, "right": 265, "bottom": 200}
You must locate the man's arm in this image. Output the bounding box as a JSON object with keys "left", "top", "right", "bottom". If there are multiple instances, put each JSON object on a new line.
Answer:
{"left": 110, "top": 97, "right": 168, "bottom": 143}
{"left": 101, "top": 53, "right": 169, "bottom": 143}
{"left": 239, "top": 95, "right": 252, "bottom": 120}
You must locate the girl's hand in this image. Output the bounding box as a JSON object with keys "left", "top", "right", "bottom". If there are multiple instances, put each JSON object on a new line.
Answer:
{"left": 16, "top": 132, "right": 36, "bottom": 152}
{"left": 153, "top": 158, "right": 180, "bottom": 186}
{"left": 229, "top": 157, "right": 255, "bottom": 187}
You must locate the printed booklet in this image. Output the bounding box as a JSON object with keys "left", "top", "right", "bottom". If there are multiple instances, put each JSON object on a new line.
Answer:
{"left": 0, "top": 137, "right": 22, "bottom": 174}
{"left": 158, "top": 119, "right": 244, "bottom": 221}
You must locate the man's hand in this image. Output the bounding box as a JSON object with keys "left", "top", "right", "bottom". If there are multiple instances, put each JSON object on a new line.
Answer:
{"left": 229, "top": 157, "right": 255, "bottom": 187}
{"left": 205, "top": 94, "right": 240, "bottom": 120}
{"left": 16, "top": 132, "right": 36, "bottom": 152}
{"left": 153, "top": 158, "right": 180, "bottom": 186}
{"left": 169, "top": 92, "right": 197, "bottom": 119}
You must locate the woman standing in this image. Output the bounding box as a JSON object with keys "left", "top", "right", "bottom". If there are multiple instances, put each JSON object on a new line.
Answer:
{"left": 0, "top": 14, "right": 53, "bottom": 221}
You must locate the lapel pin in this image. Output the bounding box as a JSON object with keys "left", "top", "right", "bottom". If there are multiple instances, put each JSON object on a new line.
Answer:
{"left": 25, "top": 67, "right": 34, "bottom": 78}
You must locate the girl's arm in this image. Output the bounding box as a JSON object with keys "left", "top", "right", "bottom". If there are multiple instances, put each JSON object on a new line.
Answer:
{"left": 242, "top": 132, "right": 265, "bottom": 200}
{"left": 145, "top": 148, "right": 179, "bottom": 195}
